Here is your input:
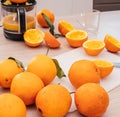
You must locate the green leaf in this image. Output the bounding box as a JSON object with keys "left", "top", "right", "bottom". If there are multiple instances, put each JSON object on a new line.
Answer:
{"left": 41, "top": 13, "right": 55, "bottom": 35}
{"left": 8, "top": 57, "right": 25, "bottom": 72}
{"left": 41, "top": 13, "right": 62, "bottom": 38}
{"left": 52, "top": 58, "right": 66, "bottom": 79}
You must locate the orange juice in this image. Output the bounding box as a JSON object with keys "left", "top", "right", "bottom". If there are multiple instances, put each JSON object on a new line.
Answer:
{"left": 3, "top": 15, "right": 36, "bottom": 31}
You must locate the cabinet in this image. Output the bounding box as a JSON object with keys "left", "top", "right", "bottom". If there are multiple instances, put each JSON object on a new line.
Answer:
{"left": 93, "top": 0, "right": 120, "bottom": 11}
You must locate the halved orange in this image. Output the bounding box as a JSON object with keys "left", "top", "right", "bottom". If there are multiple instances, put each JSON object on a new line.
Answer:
{"left": 58, "top": 20, "right": 75, "bottom": 36}
{"left": 44, "top": 32, "right": 61, "bottom": 48}
{"left": 92, "top": 59, "right": 114, "bottom": 78}
{"left": 83, "top": 39, "right": 105, "bottom": 56}
{"left": 24, "top": 29, "right": 45, "bottom": 47}
{"left": 104, "top": 34, "right": 120, "bottom": 53}
{"left": 65, "top": 29, "right": 88, "bottom": 48}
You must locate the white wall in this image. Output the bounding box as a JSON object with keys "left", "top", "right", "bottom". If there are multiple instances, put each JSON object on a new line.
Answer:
{"left": 36, "top": 0, "right": 93, "bottom": 16}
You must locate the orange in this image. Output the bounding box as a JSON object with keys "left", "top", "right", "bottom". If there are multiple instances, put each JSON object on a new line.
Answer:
{"left": 37, "top": 9, "right": 55, "bottom": 28}
{"left": 10, "top": 0, "right": 27, "bottom": 3}
{"left": 10, "top": 72, "right": 44, "bottom": 105}
{"left": 58, "top": 20, "right": 75, "bottom": 36}
{"left": 0, "top": 58, "right": 23, "bottom": 88}
{"left": 27, "top": 54, "right": 57, "bottom": 85}
{"left": 44, "top": 32, "right": 61, "bottom": 48}
{"left": 74, "top": 83, "right": 109, "bottom": 117}
{"left": 24, "top": 29, "right": 45, "bottom": 47}
{"left": 68, "top": 59, "right": 100, "bottom": 88}
{"left": 83, "top": 39, "right": 105, "bottom": 56}
{"left": 0, "top": 93, "right": 26, "bottom": 117}
{"left": 65, "top": 29, "right": 88, "bottom": 47}
{"left": 104, "top": 34, "right": 120, "bottom": 53}
{"left": 36, "top": 84, "right": 72, "bottom": 117}
{"left": 92, "top": 59, "right": 114, "bottom": 78}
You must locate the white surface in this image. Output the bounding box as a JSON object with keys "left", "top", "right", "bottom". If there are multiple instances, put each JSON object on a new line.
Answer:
{"left": 36, "top": 0, "right": 93, "bottom": 16}
{"left": 52, "top": 47, "right": 120, "bottom": 112}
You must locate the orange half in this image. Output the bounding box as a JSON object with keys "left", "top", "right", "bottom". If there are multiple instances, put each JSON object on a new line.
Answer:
{"left": 104, "top": 34, "right": 120, "bottom": 53}
{"left": 65, "top": 29, "right": 88, "bottom": 47}
{"left": 58, "top": 20, "right": 75, "bottom": 36}
{"left": 24, "top": 29, "right": 45, "bottom": 47}
{"left": 83, "top": 39, "right": 105, "bottom": 56}
{"left": 92, "top": 59, "right": 114, "bottom": 78}
{"left": 44, "top": 32, "right": 61, "bottom": 48}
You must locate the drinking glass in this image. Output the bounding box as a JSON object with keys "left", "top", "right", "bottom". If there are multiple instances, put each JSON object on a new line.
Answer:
{"left": 78, "top": 9, "right": 101, "bottom": 39}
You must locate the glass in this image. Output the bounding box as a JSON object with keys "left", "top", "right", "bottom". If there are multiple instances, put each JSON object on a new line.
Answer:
{"left": 78, "top": 9, "right": 101, "bottom": 39}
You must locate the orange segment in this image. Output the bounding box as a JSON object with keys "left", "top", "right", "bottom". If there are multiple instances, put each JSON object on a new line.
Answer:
{"left": 58, "top": 20, "right": 75, "bottom": 36}
{"left": 92, "top": 59, "right": 114, "bottom": 78}
{"left": 65, "top": 29, "right": 88, "bottom": 47}
{"left": 83, "top": 39, "right": 105, "bottom": 56}
{"left": 24, "top": 29, "right": 45, "bottom": 47}
{"left": 104, "top": 34, "right": 120, "bottom": 53}
{"left": 44, "top": 32, "right": 61, "bottom": 48}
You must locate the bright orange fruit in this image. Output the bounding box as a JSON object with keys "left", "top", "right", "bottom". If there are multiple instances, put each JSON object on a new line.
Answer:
{"left": 24, "top": 29, "right": 45, "bottom": 47}
{"left": 75, "top": 83, "right": 109, "bottom": 117}
{"left": 0, "top": 58, "right": 23, "bottom": 88}
{"left": 0, "top": 93, "right": 26, "bottom": 117}
{"left": 36, "top": 84, "right": 72, "bottom": 117}
{"left": 65, "top": 29, "right": 88, "bottom": 47}
{"left": 104, "top": 34, "right": 120, "bottom": 53}
{"left": 27, "top": 54, "right": 57, "bottom": 85}
{"left": 68, "top": 59, "right": 100, "bottom": 88}
{"left": 92, "top": 59, "right": 114, "bottom": 78}
{"left": 10, "top": 72, "right": 44, "bottom": 105}
{"left": 44, "top": 32, "right": 61, "bottom": 48}
{"left": 37, "top": 9, "right": 55, "bottom": 28}
{"left": 58, "top": 20, "right": 75, "bottom": 36}
{"left": 83, "top": 39, "right": 105, "bottom": 56}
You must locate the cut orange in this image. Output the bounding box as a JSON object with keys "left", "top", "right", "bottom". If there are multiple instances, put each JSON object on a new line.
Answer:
{"left": 58, "top": 20, "right": 75, "bottom": 36}
{"left": 24, "top": 29, "right": 45, "bottom": 47}
{"left": 44, "top": 32, "right": 61, "bottom": 48}
{"left": 92, "top": 59, "right": 114, "bottom": 78}
{"left": 104, "top": 34, "right": 120, "bottom": 53}
{"left": 83, "top": 39, "right": 105, "bottom": 56}
{"left": 65, "top": 29, "right": 88, "bottom": 48}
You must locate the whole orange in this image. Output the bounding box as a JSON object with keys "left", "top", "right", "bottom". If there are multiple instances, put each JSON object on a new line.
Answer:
{"left": 68, "top": 59, "right": 100, "bottom": 88}
{"left": 37, "top": 9, "right": 55, "bottom": 28}
{"left": 27, "top": 54, "right": 57, "bottom": 85}
{"left": 74, "top": 83, "right": 109, "bottom": 117}
{"left": 36, "top": 84, "right": 72, "bottom": 117}
{"left": 0, "top": 58, "right": 23, "bottom": 88}
{"left": 0, "top": 93, "right": 26, "bottom": 117}
{"left": 10, "top": 72, "right": 44, "bottom": 105}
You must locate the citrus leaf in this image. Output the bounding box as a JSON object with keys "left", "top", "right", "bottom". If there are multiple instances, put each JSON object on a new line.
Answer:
{"left": 8, "top": 57, "right": 25, "bottom": 72}
{"left": 41, "top": 13, "right": 55, "bottom": 35}
{"left": 52, "top": 58, "right": 66, "bottom": 79}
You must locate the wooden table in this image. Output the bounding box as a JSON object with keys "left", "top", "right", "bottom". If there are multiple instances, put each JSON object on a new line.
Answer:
{"left": 0, "top": 10, "right": 120, "bottom": 117}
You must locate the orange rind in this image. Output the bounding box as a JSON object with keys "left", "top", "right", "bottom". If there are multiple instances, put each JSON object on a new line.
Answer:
{"left": 83, "top": 39, "right": 105, "bottom": 56}
{"left": 65, "top": 29, "right": 88, "bottom": 47}
{"left": 58, "top": 20, "right": 75, "bottom": 36}
{"left": 24, "top": 29, "right": 45, "bottom": 47}
{"left": 104, "top": 34, "right": 120, "bottom": 53}
{"left": 92, "top": 59, "right": 114, "bottom": 78}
